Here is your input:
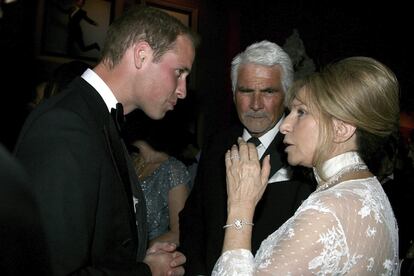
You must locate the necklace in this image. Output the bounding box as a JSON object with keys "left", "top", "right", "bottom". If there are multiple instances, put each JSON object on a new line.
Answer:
{"left": 315, "top": 163, "right": 369, "bottom": 192}
{"left": 132, "top": 154, "right": 147, "bottom": 179}
{"left": 133, "top": 153, "right": 166, "bottom": 180}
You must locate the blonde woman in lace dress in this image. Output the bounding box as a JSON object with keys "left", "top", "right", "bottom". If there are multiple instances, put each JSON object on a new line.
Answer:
{"left": 213, "top": 57, "right": 400, "bottom": 275}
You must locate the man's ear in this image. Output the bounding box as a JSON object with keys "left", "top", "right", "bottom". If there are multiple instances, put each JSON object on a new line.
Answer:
{"left": 333, "top": 118, "right": 356, "bottom": 143}
{"left": 133, "top": 42, "right": 151, "bottom": 69}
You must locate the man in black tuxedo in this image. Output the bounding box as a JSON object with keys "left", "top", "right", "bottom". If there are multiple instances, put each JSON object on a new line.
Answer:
{"left": 179, "top": 40, "right": 314, "bottom": 275}
{"left": 14, "top": 6, "right": 198, "bottom": 275}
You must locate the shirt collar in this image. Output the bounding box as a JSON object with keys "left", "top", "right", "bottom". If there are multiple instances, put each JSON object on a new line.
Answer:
{"left": 81, "top": 68, "right": 118, "bottom": 112}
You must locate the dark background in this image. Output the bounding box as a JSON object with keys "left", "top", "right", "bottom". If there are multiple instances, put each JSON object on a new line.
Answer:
{"left": 1, "top": 0, "right": 413, "bottom": 151}
{"left": 192, "top": 0, "right": 413, "bottom": 148}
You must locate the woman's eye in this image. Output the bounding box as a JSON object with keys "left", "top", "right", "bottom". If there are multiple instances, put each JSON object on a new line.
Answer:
{"left": 297, "top": 108, "right": 306, "bottom": 117}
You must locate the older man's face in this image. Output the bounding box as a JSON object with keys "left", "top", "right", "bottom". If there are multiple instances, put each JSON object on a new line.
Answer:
{"left": 234, "top": 63, "right": 285, "bottom": 137}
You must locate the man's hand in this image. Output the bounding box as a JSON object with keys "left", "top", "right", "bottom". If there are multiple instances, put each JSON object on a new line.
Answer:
{"left": 144, "top": 242, "right": 186, "bottom": 276}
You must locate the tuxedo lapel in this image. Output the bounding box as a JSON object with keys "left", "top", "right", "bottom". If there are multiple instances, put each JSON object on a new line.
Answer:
{"left": 261, "top": 132, "right": 286, "bottom": 177}
{"left": 122, "top": 143, "right": 148, "bottom": 260}
{"left": 104, "top": 121, "right": 136, "bottom": 218}
{"left": 78, "top": 78, "right": 139, "bottom": 226}
{"left": 79, "top": 78, "right": 148, "bottom": 260}
{"left": 104, "top": 117, "right": 148, "bottom": 260}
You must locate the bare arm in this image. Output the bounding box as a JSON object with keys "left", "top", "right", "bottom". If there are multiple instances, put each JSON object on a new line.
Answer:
{"left": 150, "top": 184, "right": 189, "bottom": 246}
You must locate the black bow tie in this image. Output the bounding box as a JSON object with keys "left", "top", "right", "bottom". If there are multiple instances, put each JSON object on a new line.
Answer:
{"left": 247, "top": 136, "right": 261, "bottom": 147}
{"left": 110, "top": 103, "right": 126, "bottom": 135}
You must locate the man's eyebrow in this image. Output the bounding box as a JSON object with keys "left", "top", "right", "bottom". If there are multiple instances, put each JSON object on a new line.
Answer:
{"left": 236, "top": 86, "right": 280, "bottom": 92}
{"left": 259, "top": 87, "right": 280, "bottom": 92}
{"left": 237, "top": 85, "right": 253, "bottom": 91}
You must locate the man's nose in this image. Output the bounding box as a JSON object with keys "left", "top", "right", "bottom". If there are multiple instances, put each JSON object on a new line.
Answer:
{"left": 251, "top": 92, "right": 263, "bottom": 110}
{"left": 176, "top": 78, "right": 187, "bottom": 99}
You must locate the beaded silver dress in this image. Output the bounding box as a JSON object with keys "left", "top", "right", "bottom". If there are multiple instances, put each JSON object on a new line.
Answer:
{"left": 139, "top": 157, "right": 190, "bottom": 240}
{"left": 213, "top": 152, "right": 399, "bottom": 275}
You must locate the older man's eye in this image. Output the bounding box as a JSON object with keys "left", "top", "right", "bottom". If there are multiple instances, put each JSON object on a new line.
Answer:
{"left": 262, "top": 89, "right": 278, "bottom": 94}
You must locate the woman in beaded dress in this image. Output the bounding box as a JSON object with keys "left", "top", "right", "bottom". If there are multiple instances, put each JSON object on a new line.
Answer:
{"left": 129, "top": 138, "right": 190, "bottom": 247}
{"left": 213, "top": 57, "right": 400, "bottom": 275}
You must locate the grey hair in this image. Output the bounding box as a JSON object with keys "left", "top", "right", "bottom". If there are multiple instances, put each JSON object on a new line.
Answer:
{"left": 231, "top": 40, "right": 294, "bottom": 101}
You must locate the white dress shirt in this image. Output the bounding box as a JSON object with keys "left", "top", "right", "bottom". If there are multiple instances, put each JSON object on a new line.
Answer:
{"left": 81, "top": 68, "right": 118, "bottom": 111}
{"left": 242, "top": 116, "right": 291, "bottom": 183}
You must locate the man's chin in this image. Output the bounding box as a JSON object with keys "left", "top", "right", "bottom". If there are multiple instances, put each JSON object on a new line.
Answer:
{"left": 146, "top": 111, "right": 167, "bottom": 120}
{"left": 244, "top": 125, "right": 269, "bottom": 135}
{"left": 242, "top": 118, "right": 270, "bottom": 130}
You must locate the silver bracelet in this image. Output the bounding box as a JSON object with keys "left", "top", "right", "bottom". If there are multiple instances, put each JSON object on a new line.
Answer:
{"left": 223, "top": 219, "right": 254, "bottom": 230}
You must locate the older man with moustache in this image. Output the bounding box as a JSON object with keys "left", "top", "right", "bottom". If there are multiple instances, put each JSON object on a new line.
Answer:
{"left": 179, "top": 40, "right": 314, "bottom": 275}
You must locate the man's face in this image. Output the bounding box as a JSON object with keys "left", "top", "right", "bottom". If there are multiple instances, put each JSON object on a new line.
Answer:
{"left": 140, "top": 35, "right": 195, "bottom": 120}
{"left": 234, "top": 63, "right": 285, "bottom": 136}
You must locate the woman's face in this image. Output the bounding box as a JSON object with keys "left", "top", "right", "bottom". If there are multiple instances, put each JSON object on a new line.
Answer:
{"left": 280, "top": 89, "right": 319, "bottom": 167}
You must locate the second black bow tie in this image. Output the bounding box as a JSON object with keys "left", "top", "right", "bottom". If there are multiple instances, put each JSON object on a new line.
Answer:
{"left": 247, "top": 136, "right": 261, "bottom": 147}
{"left": 110, "top": 102, "right": 126, "bottom": 135}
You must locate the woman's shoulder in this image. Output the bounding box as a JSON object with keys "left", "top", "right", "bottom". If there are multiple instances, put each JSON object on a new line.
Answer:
{"left": 163, "top": 157, "right": 190, "bottom": 186}
{"left": 166, "top": 156, "right": 187, "bottom": 168}
{"left": 302, "top": 178, "right": 394, "bottom": 226}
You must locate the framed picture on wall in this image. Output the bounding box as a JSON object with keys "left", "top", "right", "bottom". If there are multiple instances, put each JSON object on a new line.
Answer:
{"left": 37, "top": 0, "right": 115, "bottom": 62}
{"left": 142, "top": 0, "right": 198, "bottom": 33}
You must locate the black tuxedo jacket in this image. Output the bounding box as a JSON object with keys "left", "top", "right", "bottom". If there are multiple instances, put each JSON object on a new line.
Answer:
{"left": 179, "top": 123, "right": 314, "bottom": 275}
{"left": 14, "top": 77, "right": 151, "bottom": 275}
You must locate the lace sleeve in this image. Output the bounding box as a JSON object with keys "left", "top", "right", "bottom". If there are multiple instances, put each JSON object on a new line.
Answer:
{"left": 213, "top": 204, "right": 342, "bottom": 275}
{"left": 254, "top": 202, "right": 345, "bottom": 275}
{"left": 213, "top": 180, "right": 399, "bottom": 275}
{"left": 212, "top": 249, "right": 255, "bottom": 276}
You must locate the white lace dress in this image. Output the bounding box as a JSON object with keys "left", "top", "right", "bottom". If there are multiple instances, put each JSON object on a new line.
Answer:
{"left": 212, "top": 152, "right": 399, "bottom": 275}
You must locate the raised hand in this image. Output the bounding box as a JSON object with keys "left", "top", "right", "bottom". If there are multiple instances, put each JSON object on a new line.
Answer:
{"left": 225, "top": 137, "right": 270, "bottom": 208}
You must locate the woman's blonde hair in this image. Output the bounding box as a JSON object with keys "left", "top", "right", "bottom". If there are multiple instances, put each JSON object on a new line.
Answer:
{"left": 287, "top": 57, "right": 400, "bottom": 174}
